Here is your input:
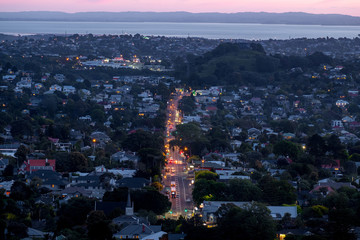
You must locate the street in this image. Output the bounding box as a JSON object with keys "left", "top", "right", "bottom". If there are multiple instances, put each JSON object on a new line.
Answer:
{"left": 163, "top": 90, "right": 194, "bottom": 218}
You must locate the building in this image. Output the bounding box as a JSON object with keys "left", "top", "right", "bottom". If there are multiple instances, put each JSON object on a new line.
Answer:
{"left": 201, "top": 201, "right": 298, "bottom": 223}
{"left": 19, "top": 159, "right": 56, "bottom": 174}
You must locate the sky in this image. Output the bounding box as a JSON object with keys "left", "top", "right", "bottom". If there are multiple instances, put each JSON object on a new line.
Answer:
{"left": 1, "top": 0, "right": 360, "bottom": 17}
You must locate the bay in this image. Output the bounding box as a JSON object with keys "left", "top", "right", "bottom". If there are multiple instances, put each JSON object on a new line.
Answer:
{"left": 0, "top": 21, "right": 360, "bottom": 40}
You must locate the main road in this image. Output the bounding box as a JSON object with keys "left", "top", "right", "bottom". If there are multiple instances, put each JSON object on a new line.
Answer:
{"left": 163, "top": 90, "right": 194, "bottom": 218}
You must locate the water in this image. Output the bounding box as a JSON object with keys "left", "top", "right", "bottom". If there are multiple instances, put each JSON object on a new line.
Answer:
{"left": 0, "top": 21, "right": 360, "bottom": 40}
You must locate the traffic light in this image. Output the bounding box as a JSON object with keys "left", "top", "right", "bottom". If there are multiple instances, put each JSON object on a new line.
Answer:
{"left": 169, "top": 210, "right": 173, "bottom": 214}
{"left": 184, "top": 208, "right": 188, "bottom": 213}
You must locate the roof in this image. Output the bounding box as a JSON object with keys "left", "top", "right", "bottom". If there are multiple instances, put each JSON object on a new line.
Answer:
{"left": 27, "top": 170, "right": 61, "bottom": 180}
{"left": 113, "top": 215, "right": 149, "bottom": 226}
{"left": 23, "top": 159, "right": 56, "bottom": 172}
{"left": 140, "top": 231, "right": 167, "bottom": 240}
{"left": 58, "top": 186, "right": 90, "bottom": 195}
{"left": 0, "top": 158, "right": 9, "bottom": 166}
{"left": 168, "top": 233, "right": 186, "bottom": 240}
{"left": 115, "top": 223, "right": 161, "bottom": 236}
{"left": 27, "top": 227, "right": 46, "bottom": 237}
{"left": 117, "top": 177, "right": 150, "bottom": 189}
{"left": 268, "top": 206, "right": 298, "bottom": 218}
{"left": 202, "top": 201, "right": 298, "bottom": 219}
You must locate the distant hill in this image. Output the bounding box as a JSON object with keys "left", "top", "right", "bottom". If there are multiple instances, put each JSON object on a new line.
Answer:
{"left": 175, "top": 43, "right": 283, "bottom": 87}
{"left": 1, "top": 11, "right": 360, "bottom": 25}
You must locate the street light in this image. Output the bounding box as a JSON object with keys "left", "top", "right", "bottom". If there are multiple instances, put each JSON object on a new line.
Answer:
{"left": 92, "top": 139, "right": 96, "bottom": 155}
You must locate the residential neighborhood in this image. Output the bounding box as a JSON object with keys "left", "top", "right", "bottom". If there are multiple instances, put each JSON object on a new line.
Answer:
{"left": 0, "top": 33, "right": 360, "bottom": 240}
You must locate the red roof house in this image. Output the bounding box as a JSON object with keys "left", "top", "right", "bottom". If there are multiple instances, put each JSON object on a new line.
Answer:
{"left": 19, "top": 159, "right": 56, "bottom": 174}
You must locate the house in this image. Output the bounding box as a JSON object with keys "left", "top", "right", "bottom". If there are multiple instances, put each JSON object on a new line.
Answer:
{"left": 49, "top": 84, "right": 62, "bottom": 92}
{"left": 108, "top": 169, "right": 136, "bottom": 178}
{"left": 310, "top": 179, "right": 355, "bottom": 197}
{"left": 336, "top": 100, "right": 349, "bottom": 107}
{"left": 331, "top": 120, "right": 344, "bottom": 130}
{"left": 58, "top": 186, "right": 92, "bottom": 200}
{"left": 90, "top": 131, "right": 111, "bottom": 146}
{"left": 202, "top": 201, "right": 297, "bottom": 223}
{"left": 2, "top": 75, "right": 16, "bottom": 81}
{"left": 71, "top": 175, "right": 106, "bottom": 198}
{"left": 104, "top": 84, "right": 113, "bottom": 90}
{"left": 283, "top": 133, "right": 295, "bottom": 140}
{"left": 248, "top": 128, "right": 261, "bottom": 140}
{"left": 79, "top": 115, "right": 92, "bottom": 121}
{"left": 16, "top": 78, "right": 32, "bottom": 88}
{"left": 109, "top": 95, "right": 122, "bottom": 104}
{"left": 0, "top": 180, "right": 14, "bottom": 197}
{"left": 54, "top": 74, "right": 65, "bottom": 82}
{"left": 19, "top": 159, "right": 56, "bottom": 174}
{"left": 111, "top": 151, "right": 139, "bottom": 164}
{"left": 95, "top": 165, "right": 107, "bottom": 173}
{"left": 0, "top": 143, "right": 20, "bottom": 157}
{"left": 63, "top": 86, "right": 76, "bottom": 94}
{"left": 27, "top": 227, "right": 47, "bottom": 239}
{"left": 230, "top": 140, "right": 242, "bottom": 150}
{"left": 26, "top": 170, "right": 66, "bottom": 190}
{"left": 218, "top": 175, "right": 250, "bottom": 181}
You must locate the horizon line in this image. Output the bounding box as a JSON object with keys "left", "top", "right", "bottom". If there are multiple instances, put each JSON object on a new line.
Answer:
{"left": 0, "top": 10, "right": 359, "bottom": 18}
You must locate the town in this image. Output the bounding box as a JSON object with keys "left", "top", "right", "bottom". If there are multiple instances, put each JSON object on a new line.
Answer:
{"left": 0, "top": 33, "right": 360, "bottom": 240}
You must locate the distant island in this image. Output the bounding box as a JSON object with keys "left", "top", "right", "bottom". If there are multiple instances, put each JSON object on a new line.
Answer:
{"left": 1, "top": 11, "right": 360, "bottom": 26}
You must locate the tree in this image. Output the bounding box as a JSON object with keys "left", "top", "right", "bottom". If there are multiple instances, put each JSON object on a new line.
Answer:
{"left": 258, "top": 175, "right": 296, "bottom": 205}
{"left": 273, "top": 140, "right": 299, "bottom": 160}
{"left": 307, "top": 134, "right": 326, "bottom": 158}
{"left": 69, "top": 152, "right": 88, "bottom": 172}
{"left": 178, "top": 96, "right": 196, "bottom": 115}
{"left": 90, "top": 108, "right": 106, "bottom": 124}
{"left": 6, "top": 221, "right": 28, "bottom": 239}
{"left": 57, "top": 197, "right": 95, "bottom": 230}
{"left": 3, "top": 164, "right": 14, "bottom": 177}
{"left": 10, "top": 181, "right": 33, "bottom": 201}
{"left": 131, "top": 189, "right": 171, "bottom": 215}
{"left": 174, "top": 122, "right": 202, "bottom": 144}
{"left": 151, "top": 181, "right": 163, "bottom": 191}
{"left": 87, "top": 210, "right": 112, "bottom": 240}
{"left": 56, "top": 152, "right": 88, "bottom": 172}
{"left": 307, "top": 51, "right": 333, "bottom": 66}
{"left": 192, "top": 179, "right": 227, "bottom": 205}
{"left": 14, "top": 144, "right": 29, "bottom": 167}
{"left": 216, "top": 202, "right": 276, "bottom": 240}
{"left": 195, "top": 171, "right": 219, "bottom": 181}
{"left": 326, "top": 134, "right": 345, "bottom": 159}
{"left": 227, "top": 179, "right": 262, "bottom": 201}
{"left": 123, "top": 130, "right": 163, "bottom": 152}
{"left": 138, "top": 148, "right": 165, "bottom": 177}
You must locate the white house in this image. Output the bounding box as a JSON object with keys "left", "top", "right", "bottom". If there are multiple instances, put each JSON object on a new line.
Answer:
{"left": 336, "top": 100, "right": 349, "bottom": 107}
{"left": 49, "top": 84, "right": 62, "bottom": 92}
{"left": 63, "top": 86, "right": 76, "bottom": 94}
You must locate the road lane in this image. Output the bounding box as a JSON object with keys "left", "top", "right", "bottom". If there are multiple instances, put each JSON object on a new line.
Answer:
{"left": 163, "top": 91, "right": 194, "bottom": 218}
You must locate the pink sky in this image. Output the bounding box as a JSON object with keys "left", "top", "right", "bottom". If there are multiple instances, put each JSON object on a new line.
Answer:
{"left": 1, "top": 0, "right": 360, "bottom": 17}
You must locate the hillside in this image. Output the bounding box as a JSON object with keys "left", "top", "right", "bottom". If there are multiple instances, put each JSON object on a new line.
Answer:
{"left": 176, "top": 43, "right": 281, "bottom": 87}
{"left": 1, "top": 11, "right": 360, "bottom": 25}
